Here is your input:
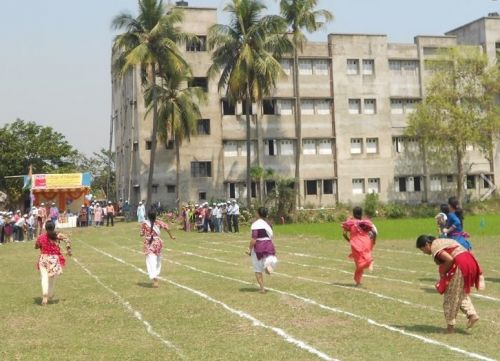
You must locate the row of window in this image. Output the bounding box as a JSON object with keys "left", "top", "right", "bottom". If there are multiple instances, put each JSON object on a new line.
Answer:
{"left": 350, "top": 138, "right": 378, "bottom": 154}
{"left": 223, "top": 99, "right": 332, "bottom": 116}
{"left": 223, "top": 139, "right": 334, "bottom": 157}
{"left": 348, "top": 98, "right": 421, "bottom": 115}
{"left": 395, "top": 175, "right": 493, "bottom": 192}
{"left": 352, "top": 178, "right": 380, "bottom": 194}
{"left": 347, "top": 59, "right": 419, "bottom": 76}
{"left": 281, "top": 59, "right": 330, "bottom": 76}
{"left": 305, "top": 179, "right": 335, "bottom": 195}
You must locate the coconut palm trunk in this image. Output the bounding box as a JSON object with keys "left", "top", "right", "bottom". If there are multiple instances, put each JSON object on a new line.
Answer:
{"left": 146, "top": 63, "right": 159, "bottom": 208}
{"left": 245, "top": 84, "right": 252, "bottom": 207}
{"left": 293, "top": 45, "right": 302, "bottom": 209}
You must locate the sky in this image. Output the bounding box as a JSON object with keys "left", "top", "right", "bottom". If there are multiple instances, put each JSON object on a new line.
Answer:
{"left": 0, "top": 0, "right": 499, "bottom": 156}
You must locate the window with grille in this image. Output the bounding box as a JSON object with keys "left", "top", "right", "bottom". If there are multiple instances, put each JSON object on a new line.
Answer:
{"left": 197, "top": 119, "right": 210, "bottom": 135}
{"left": 318, "top": 139, "right": 332, "bottom": 155}
{"left": 313, "top": 59, "right": 329, "bottom": 75}
{"left": 430, "top": 176, "right": 441, "bottom": 191}
{"left": 280, "top": 140, "right": 294, "bottom": 156}
{"left": 300, "top": 100, "right": 315, "bottom": 115}
{"left": 189, "top": 77, "right": 208, "bottom": 92}
{"left": 347, "top": 59, "right": 359, "bottom": 75}
{"left": 166, "top": 185, "right": 176, "bottom": 193}
{"left": 299, "top": 59, "right": 313, "bottom": 75}
{"left": 323, "top": 179, "right": 334, "bottom": 194}
{"left": 186, "top": 36, "right": 207, "bottom": 52}
{"left": 366, "top": 138, "right": 378, "bottom": 154}
{"left": 348, "top": 99, "right": 361, "bottom": 114}
{"left": 350, "top": 138, "right": 363, "bottom": 154}
{"left": 303, "top": 140, "right": 316, "bottom": 155}
{"left": 265, "top": 140, "right": 276, "bottom": 156}
{"left": 223, "top": 141, "right": 238, "bottom": 157}
{"left": 222, "top": 100, "right": 235, "bottom": 115}
{"left": 352, "top": 179, "right": 364, "bottom": 194}
{"left": 278, "top": 99, "right": 293, "bottom": 115}
{"left": 362, "top": 59, "right": 374, "bottom": 75}
{"left": 281, "top": 59, "right": 291, "bottom": 75}
{"left": 305, "top": 180, "right": 318, "bottom": 195}
{"left": 315, "top": 100, "right": 331, "bottom": 115}
{"left": 145, "top": 141, "right": 152, "bottom": 150}
{"left": 191, "top": 161, "right": 212, "bottom": 177}
{"left": 367, "top": 178, "right": 380, "bottom": 194}
{"left": 364, "top": 99, "right": 376, "bottom": 114}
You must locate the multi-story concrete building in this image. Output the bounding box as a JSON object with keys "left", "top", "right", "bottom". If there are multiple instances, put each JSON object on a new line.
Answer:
{"left": 112, "top": 4, "right": 500, "bottom": 208}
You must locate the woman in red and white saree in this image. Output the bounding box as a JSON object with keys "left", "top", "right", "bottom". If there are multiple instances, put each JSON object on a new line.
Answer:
{"left": 416, "top": 235, "right": 481, "bottom": 333}
{"left": 341, "top": 207, "right": 377, "bottom": 286}
{"left": 35, "top": 221, "right": 71, "bottom": 305}
{"left": 140, "top": 210, "right": 175, "bottom": 288}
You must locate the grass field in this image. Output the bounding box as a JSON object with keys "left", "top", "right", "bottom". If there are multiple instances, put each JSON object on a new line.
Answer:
{"left": 1, "top": 219, "right": 499, "bottom": 361}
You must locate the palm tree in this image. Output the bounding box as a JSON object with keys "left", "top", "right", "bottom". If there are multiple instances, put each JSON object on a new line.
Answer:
{"left": 111, "top": 0, "right": 190, "bottom": 208}
{"left": 207, "top": 0, "right": 292, "bottom": 207}
{"left": 280, "top": 0, "right": 333, "bottom": 208}
{"left": 144, "top": 69, "right": 206, "bottom": 211}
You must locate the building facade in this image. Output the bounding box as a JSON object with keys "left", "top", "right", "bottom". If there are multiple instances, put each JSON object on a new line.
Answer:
{"left": 112, "top": 5, "right": 500, "bottom": 208}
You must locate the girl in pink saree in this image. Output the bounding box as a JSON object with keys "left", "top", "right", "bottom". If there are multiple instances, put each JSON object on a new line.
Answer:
{"left": 342, "top": 207, "right": 377, "bottom": 286}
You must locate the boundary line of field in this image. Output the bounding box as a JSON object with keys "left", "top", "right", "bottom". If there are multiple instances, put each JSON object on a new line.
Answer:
{"left": 78, "top": 240, "right": 338, "bottom": 361}
{"left": 115, "top": 243, "right": 497, "bottom": 361}
{"left": 72, "top": 257, "right": 184, "bottom": 358}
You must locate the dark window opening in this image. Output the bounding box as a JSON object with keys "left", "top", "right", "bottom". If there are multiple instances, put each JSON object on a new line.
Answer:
{"left": 222, "top": 100, "right": 235, "bottom": 115}
{"left": 145, "top": 141, "right": 152, "bottom": 150}
{"left": 263, "top": 99, "right": 276, "bottom": 115}
{"left": 483, "top": 175, "right": 493, "bottom": 188}
{"left": 265, "top": 181, "right": 276, "bottom": 194}
{"left": 323, "top": 180, "right": 333, "bottom": 194}
{"left": 166, "top": 185, "right": 175, "bottom": 193}
{"left": 242, "top": 100, "right": 254, "bottom": 115}
{"left": 267, "top": 140, "right": 275, "bottom": 156}
{"left": 466, "top": 175, "right": 476, "bottom": 189}
{"left": 191, "top": 161, "right": 212, "bottom": 177}
{"left": 165, "top": 140, "right": 174, "bottom": 149}
{"left": 189, "top": 77, "right": 208, "bottom": 92}
{"left": 199, "top": 192, "right": 206, "bottom": 201}
{"left": 152, "top": 184, "right": 159, "bottom": 193}
{"left": 186, "top": 36, "right": 207, "bottom": 52}
{"left": 414, "top": 177, "right": 421, "bottom": 192}
{"left": 229, "top": 183, "right": 236, "bottom": 198}
{"left": 133, "top": 142, "right": 138, "bottom": 151}
{"left": 305, "top": 180, "right": 317, "bottom": 195}
{"left": 197, "top": 119, "right": 210, "bottom": 135}
{"left": 398, "top": 177, "right": 406, "bottom": 192}
{"left": 251, "top": 182, "right": 257, "bottom": 198}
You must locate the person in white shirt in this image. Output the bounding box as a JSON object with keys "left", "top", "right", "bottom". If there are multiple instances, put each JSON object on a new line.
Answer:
{"left": 216, "top": 203, "right": 223, "bottom": 232}
{"left": 14, "top": 215, "right": 26, "bottom": 241}
{"left": 231, "top": 200, "right": 240, "bottom": 233}
{"left": 226, "top": 201, "right": 233, "bottom": 233}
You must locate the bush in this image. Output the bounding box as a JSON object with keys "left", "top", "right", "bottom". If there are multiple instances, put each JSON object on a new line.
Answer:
{"left": 383, "top": 203, "right": 406, "bottom": 218}
{"left": 364, "top": 193, "right": 380, "bottom": 218}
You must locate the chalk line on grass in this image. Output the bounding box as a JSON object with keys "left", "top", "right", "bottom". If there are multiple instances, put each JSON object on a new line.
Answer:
{"left": 72, "top": 257, "right": 184, "bottom": 358}
{"left": 164, "top": 247, "right": 238, "bottom": 266}
{"left": 157, "top": 256, "right": 497, "bottom": 361}
{"left": 80, "top": 241, "right": 338, "bottom": 361}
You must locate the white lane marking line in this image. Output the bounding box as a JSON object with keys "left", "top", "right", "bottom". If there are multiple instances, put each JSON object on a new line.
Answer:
{"left": 165, "top": 248, "right": 238, "bottom": 266}
{"left": 198, "top": 242, "right": 500, "bottom": 303}
{"left": 80, "top": 242, "right": 337, "bottom": 361}
{"left": 72, "top": 257, "right": 184, "bottom": 357}
{"left": 195, "top": 245, "right": 232, "bottom": 253}
{"left": 121, "top": 244, "right": 500, "bottom": 327}
{"left": 158, "top": 257, "right": 498, "bottom": 361}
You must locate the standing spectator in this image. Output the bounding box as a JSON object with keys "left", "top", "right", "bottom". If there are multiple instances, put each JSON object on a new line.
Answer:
{"left": 216, "top": 203, "right": 223, "bottom": 232}
{"left": 27, "top": 210, "right": 36, "bottom": 240}
{"left": 122, "top": 200, "right": 131, "bottom": 222}
{"left": 94, "top": 203, "right": 103, "bottom": 227}
{"left": 78, "top": 205, "right": 88, "bottom": 227}
{"left": 37, "top": 203, "right": 47, "bottom": 236}
{"left": 49, "top": 203, "right": 59, "bottom": 225}
{"left": 0, "top": 213, "right": 5, "bottom": 244}
{"left": 226, "top": 201, "right": 233, "bottom": 233}
{"left": 106, "top": 201, "right": 115, "bottom": 227}
{"left": 87, "top": 202, "right": 94, "bottom": 226}
{"left": 137, "top": 201, "right": 146, "bottom": 223}
{"left": 221, "top": 203, "right": 228, "bottom": 232}
{"left": 13, "top": 213, "right": 26, "bottom": 241}
{"left": 231, "top": 200, "right": 240, "bottom": 233}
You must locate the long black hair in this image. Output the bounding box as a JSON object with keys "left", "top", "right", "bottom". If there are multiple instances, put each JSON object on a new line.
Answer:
{"left": 148, "top": 210, "right": 157, "bottom": 245}
{"left": 416, "top": 234, "right": 435, "bottom": 248}
{"left": 448, "top": 196, "right": 464, "bottom": 226}
{"left": 45, "top": 221, "right": 57, "bottom": 241}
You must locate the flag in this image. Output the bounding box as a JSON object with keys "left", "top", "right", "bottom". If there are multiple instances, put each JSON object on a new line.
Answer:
{"left": 22, "top": 165, "right": 33, "bottom": 192}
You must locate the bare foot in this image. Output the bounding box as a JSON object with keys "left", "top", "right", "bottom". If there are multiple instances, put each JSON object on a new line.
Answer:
{"left": 467, "top": 315, "right": 479, "bottom": 329}
{"left": 259, "top": 288, "right": 267, "bottom": 294}
{"left": 265, "top": 265, "right": 273, "bottom": 275}
{"left": 368, "top": 262, "right": 374, "bottom": 272}
{"left": 152, "top": 279, "right": 159, "bottom": 288}
{"left": 41, "top": 296, "right": 48, "bottom": 306}
{"left": 446, "top": 325, "right": 454, "bottom": 334}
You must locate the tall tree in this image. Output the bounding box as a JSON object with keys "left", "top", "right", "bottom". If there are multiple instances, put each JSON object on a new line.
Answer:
{"left": 280, "top": 0, "right": 332, "bottom": 208}
{"left": 208, "top": 0, "right": 292, "bottom": 206}
{"left": 144, "top": 69, "right": 206, "bottom": 210}
{"left": 0, "top": 119, "right": 78, "bottom": 203}
{"left": 111, "top": 0, "right": 189, "bottom": 208}
{"left": 406, "top": 46, "right": 500, "bottom": 203}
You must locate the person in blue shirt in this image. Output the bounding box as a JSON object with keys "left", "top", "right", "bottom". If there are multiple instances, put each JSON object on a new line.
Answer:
{"left": 443, "top": 196, "right": 472, "bottom": 250}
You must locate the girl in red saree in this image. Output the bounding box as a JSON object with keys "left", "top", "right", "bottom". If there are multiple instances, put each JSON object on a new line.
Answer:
{"left": 35, "top": 221, "right": 71, "bottom": 305}
{"left": 341, "top": 207, "right": 377, "bottom": 286}
{"left": 416, "top": 235, "right": 481, "bottom": 333}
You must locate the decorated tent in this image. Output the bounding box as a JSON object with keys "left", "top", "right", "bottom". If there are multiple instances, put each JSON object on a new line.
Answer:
{"left": 27, "top": 173, "right": 92, "bottom": 214}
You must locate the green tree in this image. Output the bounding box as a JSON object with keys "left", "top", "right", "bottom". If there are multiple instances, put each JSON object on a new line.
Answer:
{"left": 406, "top": 46, "right": 500, "bottom": 203}
{"left": 0, "top": 119, "right": 78, "bottom": 203}
{"left": 75, "top": 149, "right": 116, "bottom": 200}
{"left": 144, "top": 69, "right": 206, "bottom": 210}
{"left": 207, "top": 0, "right": 292, "bottom": 206}
{"left": 265, "top": 177, "right": 295, "bottom": 219}
{"left": 111, "top": 0, "right": 190, "bottom": 208}
{"left": 279, "top": 0, "right": 332, "bottom": 208}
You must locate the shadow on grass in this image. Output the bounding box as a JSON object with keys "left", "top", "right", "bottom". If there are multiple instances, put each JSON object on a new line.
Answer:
{"left": 418, "top": 278, "right": 436, "bottom": 282}
{"left": 420, "top": 287, "right": 438, "bottom": 294}
{"left": 239, "top": 287, "right": 261, "bottom": 293}
{"left": 485, "top": 277, "right": 500, "bottom": 284}
{"left": 331, "top": 282, "right": 357, "bottom": 288}
{"left": 137, "top": 282, "right": 154, "bottom": 288}
{"left": 32, "top": 297, "right": 60, "bottom": 305}
{"left": 392, "top": 324, "right": 468, "bottom": 335}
